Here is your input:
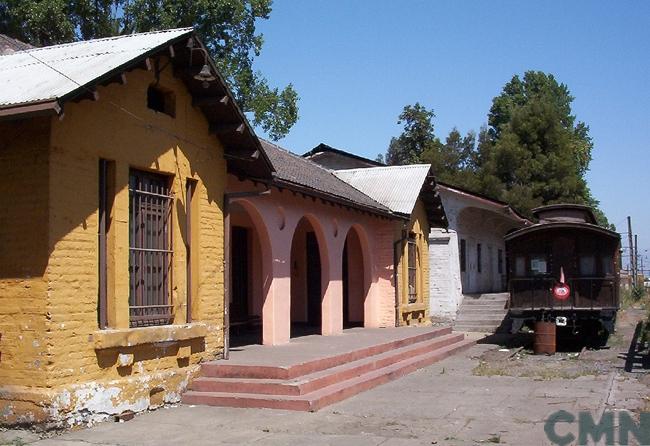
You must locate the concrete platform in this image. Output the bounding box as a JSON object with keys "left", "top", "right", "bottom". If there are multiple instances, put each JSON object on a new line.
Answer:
{"left": 224, "top": 326, "right": 445, "bottom": 367}
{"left": 183, "top": 325, "right": 474, "bottom": 411}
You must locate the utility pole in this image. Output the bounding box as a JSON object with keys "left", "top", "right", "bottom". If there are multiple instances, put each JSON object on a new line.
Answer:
{"left": 628, "top": 216, "right": 636, "bottom": 286}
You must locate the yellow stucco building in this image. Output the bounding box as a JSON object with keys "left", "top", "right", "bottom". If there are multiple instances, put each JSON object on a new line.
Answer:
{"left": 0, "top": 28, "right": 272, "bottom": 426}
{"left": 0, "top": 28, "right": 449, "bottom": 425}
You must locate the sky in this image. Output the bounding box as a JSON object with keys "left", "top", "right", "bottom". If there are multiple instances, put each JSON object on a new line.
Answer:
{"left": 252, "top": 0, "right": 650, "bottom": 270}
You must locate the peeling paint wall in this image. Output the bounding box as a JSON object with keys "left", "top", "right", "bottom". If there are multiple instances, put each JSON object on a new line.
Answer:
{"left": 0, "top": 61, "right": 226, "bottom": 427}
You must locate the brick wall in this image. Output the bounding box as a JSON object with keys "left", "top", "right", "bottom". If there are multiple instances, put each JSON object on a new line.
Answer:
{"left": 0, "top": 61, "right": 227, "bottom": 426}
{"left": 0, "top": 118, "right": 52, "bottom": 422}
{"left": 428, "top": 229, "right": 463, "bottom": 319}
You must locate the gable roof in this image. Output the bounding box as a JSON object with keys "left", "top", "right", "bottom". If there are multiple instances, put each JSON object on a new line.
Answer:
{"left": 334, "top": 165, "right": 447, "bottom": 227}
{"left": 0, "top": 29, "right": 192, "bottom": 109}
{"left": 0, "top": 34, "right": 33, "bottom": 55}
{"left": 259, "top": 139, "right": 394, "bottom": 217}
{"left": 0, "top": 28, "right": 273, "bottom": 179}
{"left": 303, "top": 143, "right": 384, "bottom": 169}
{"left": 437, "top": 181, "right": 530, "bottom": 225}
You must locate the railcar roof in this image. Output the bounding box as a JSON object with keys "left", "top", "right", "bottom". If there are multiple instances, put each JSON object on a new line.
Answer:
{"left": 505, "top": 221, "right": 620, "bottom": 242}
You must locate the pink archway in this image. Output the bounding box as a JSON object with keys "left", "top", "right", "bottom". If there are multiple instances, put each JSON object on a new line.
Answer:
{"left": 343, "top": 224, "right": 372, "bottom": 327}
{"left": 228, "top": 199, "right": 273, "bottom": 345}
{"left": 289, "top": 214, "right": 330, "bottom": 337}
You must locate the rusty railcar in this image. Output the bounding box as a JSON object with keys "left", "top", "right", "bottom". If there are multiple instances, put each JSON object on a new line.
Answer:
{"left": 505, "top": 204, "right": 620, "bottom": 342}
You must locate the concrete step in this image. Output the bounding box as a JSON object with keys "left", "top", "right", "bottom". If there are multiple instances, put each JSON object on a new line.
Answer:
{"left": 190, "top": 333, "right": 464, "bottom": 396}
{"left": 182, "top": 338, "right": 475, "bottom": 411}
{"left": 457, "top": 314, "right": 507, "bottom": 321}
{"left": 457, "top": 308, "right": 508, "bottom": 315}
{"left": 454, "top": 320, "right": 511, "bottom": 333}
{"left": 454, "top": 292, "right": 510, "bottom": 335}
{"left": 463, "top": 293, "right": 509, "bottom": 301}
{"left": 199, "top": 326, "right": 453, "bottom": 380}
{"left": 460, "top": 301, "right": 507, "bottom": 307}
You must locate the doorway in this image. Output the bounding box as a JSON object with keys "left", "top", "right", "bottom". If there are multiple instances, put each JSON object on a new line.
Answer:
{"left": 342, "top": 227, "right": 366, "bottom": 327}
{"left": 291, "top": 218, "right": 323, "bottom": 337}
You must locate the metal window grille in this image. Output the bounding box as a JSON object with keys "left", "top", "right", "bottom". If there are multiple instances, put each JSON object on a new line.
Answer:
{"left": 129, "top": 170, "right": 174, "bottom": 327}
{"left": 408, "top": 236, "right": 417, "bottom": 304}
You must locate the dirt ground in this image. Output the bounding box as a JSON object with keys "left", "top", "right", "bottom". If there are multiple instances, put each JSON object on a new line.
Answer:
{"left": 474, "top": 307, "right": 650, "bottom": 385}
{"left": 2, "top": 305, "right": 649, "bottom": 445}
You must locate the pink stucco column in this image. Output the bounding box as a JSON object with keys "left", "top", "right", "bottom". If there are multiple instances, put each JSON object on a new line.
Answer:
{"left": 262, "top": 230, "right": 292, "bottom": 345}
{"left": 321, "top": 237, "right": 344, "bottom": 336}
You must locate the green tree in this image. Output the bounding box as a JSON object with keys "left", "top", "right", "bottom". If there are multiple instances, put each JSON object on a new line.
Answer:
{"left": 0, "top": 0, "right": 298, "bottom": 140}
{"left": 384, "top": 105, "right": 482, "bottom": 190}
{"left": 385, "top": 103, "right": 437, "bottom": 165}
{"left": 481, "top": 71, "right": 610, "bottom": 226}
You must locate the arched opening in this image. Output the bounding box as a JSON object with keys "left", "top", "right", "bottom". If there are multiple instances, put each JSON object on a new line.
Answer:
{"left": 228, "top": 200, "right": 272, "bottom": 347}
{"left": 290, "top": 216, "right": 325, "bottom": 337}
{"left": 342, "top": 226, "right": 369, "bottom": 328}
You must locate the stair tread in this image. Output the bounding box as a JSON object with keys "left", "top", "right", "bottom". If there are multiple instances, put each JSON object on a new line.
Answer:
{"left": 184, "top": 338, "right": 475, "bottom": 403}
{"left": 200, "top": 326, "right": 453, "bottom": 378}
{"left": 193, "top": 332, "right": 464, "bottom": 387}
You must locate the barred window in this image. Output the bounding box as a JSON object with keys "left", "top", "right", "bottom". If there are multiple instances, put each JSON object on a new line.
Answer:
{"left": 129, "top": 169, "right": 173, "bottom": 327}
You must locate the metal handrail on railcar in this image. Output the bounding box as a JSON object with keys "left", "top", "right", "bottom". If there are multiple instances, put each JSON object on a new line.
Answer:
{"left": 509, "top": 276, "right": 619, "bottom": 311}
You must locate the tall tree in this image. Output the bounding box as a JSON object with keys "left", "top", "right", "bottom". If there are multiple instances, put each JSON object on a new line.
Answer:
{"left": 383, "top": 105, "right": 482, "bottom": 189}
{"left": 481, "top": 71, "right": 607, "bottom": 223}
{"left": 0, "top": 0, "right": 298, "bottom": 140}
{"left": 385, "top": 103, "right": 437, "bottom": 165}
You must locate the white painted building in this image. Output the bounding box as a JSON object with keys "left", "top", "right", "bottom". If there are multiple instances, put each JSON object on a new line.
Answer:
{"left": 429, "top": 183, "right": 530, "bottom": 319}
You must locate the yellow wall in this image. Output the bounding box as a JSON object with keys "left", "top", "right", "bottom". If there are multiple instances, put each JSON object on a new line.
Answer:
{"left": 0, "top": 60, "right": 227, "bottom": 426}
{"left": 0, "top": 118, "right": 52, "bottom": 422}
{"left": 395, "top": 199, "right": 431, "bottom": 326}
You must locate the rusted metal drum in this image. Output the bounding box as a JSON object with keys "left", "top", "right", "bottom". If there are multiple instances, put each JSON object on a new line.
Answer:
{"left": 534, "top": 321, "right": 556, "bottom": 355}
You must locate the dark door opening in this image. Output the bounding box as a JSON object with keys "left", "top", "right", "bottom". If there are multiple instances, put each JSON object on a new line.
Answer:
{"left": 231, "top": 226, "right": 249, "bottom": 322}
{"left": 343, "top": 242, "right": 350, "bottom": 326}
{"left": 306, "top": 231, "right": 322, "bottom": 328}
{"left": 342, "top": 229, "right": 366, "bottom": 328}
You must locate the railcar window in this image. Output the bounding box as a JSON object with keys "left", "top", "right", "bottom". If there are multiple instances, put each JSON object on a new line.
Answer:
{"left": 515, "top": 256, "right": 526, "bottom": 277}
{"left": 579, "top": 255, "right": 596, "bottom": 276}
{"left": 602, "top": 256, "right": 614, "bottom": 276}
{"left": 530, "top": 256, "right": 547, "bottom": 275}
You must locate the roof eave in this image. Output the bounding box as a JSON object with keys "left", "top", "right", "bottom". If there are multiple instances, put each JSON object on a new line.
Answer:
{"left": 421, "top": 171, "right": 448, "bottom": 229}
{"left": 0, "top": 29, "right": 275, "bottom": 178}
{"left": 272, "top": 177, "right": 398, "bottom": 219}
{"left": 0, "top": 99, "right": 61, "bottom": 121}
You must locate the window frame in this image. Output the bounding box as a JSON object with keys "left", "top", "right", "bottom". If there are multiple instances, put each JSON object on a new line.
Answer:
{"left": 128, "top": 168, "right": 175, "bottom": 328}
{"left": 407, "top": 234, "right": 418, "bottom": 304}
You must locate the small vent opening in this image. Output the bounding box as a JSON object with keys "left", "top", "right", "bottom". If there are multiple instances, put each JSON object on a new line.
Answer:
{"left": 147, "top": 85, "right": 176, "bottom": 117}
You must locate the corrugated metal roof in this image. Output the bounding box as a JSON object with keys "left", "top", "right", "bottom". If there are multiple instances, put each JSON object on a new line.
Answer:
{"left": 0, "top": 28, "right": 193, "bottom": 107}
{"left": 334, "top": 164, "right": 432, "bottom": 216}
{"left": 259, "top": 140, "right": 393, "bottom": 215}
